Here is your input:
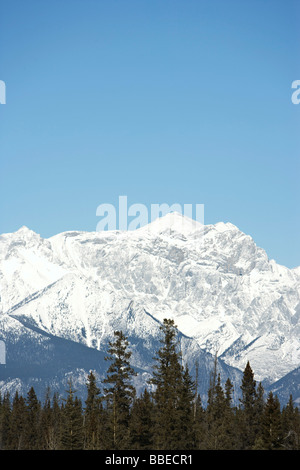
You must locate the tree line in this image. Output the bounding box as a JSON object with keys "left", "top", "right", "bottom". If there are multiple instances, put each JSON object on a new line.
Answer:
{"left": 0, "top": 319, "right": 299, "bottom": 450}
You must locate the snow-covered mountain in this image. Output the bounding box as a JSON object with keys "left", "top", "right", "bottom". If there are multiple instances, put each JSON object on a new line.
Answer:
{"left": 0, "top": 212, "right": 299, "bottom": 404}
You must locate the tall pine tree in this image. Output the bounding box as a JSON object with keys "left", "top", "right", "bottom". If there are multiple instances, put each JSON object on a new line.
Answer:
{"left": 60, "top": 379, "right": 83, "bottom": 450}
{"left": 149, "top": 318, "right": 184, "bottom": 450}
{"left": 239, "top": 361, "right": 258, "bottom": 449}
{"left": 176, "top": 364, "right": 195, "bottom": 449}
{"left": 103, "top": 331, "right": 136, "bottom": 450}
{"left": 7, "top": 391, "right": 26, "bottom": 450}
{"left": 281, "top": 395, "right": 300, "bottom": 450}
{"left": 261, "top": 391, "right": 282, "bottom": 450}
{"left": 84, "top": 370, "right": 102, "bottom": 449}
{"left": 23, "top": 387, "right": 41, "bottom": 450}
{"left": 129, "top": 388, "right": 154, "bottom": 450}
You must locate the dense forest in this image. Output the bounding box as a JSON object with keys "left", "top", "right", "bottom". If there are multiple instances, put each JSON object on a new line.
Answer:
{"left": 0, "top": 319, "right": 299, "bottom": 451}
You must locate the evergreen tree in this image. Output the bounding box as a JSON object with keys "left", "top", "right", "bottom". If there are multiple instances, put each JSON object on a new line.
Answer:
{"left": 50, "top": 392, "right": 62, "bottom": 450}
{"left": 60, "top": 379, "right": 84, "bottom": 450}
{"left": 225, "top": 377, "right": 234, "bottom": 407}
{"left": 176, "top": 364, "right": 195, "bottom": 449}
{"left": 39, "top": 387, "right": 52, "bottom": 450}
{"left": 129, "top": 388, "right": 154, "bottom": 449}
{"left": 223, "top": 377, "right": 237, "bottom": 449}
{"left": 204, "top": 373, "right": 234, "bottom": 449}
{"left": 149, "top": 318, "right": 184, "bottom": 450}
{"left": 252, "top": 381, "right": 265, "bottom": 448}
{"left": 23, "top": 387, "right": 41, "bottom": 450}
{"left": 261, "top": 392, "right": 283, "bottom": 450}
{"left": 0, "top": 392, "right": 11, "bottom": 450}
{"left": 203, "top": 356, "right": 219, "bottom": 449}
{"left": 84, "top": 370, "right": 102, "bottom": 449}
{"left": 103, "top": 330, "right": 136, "bottom": 450}
{"left": 193, "top": 393, "right": 205, "bottom": 449}
{"left": 7, "top": 391, "right": 26, "bottom": 449}
{"left": 255, "top": 382, "right": 265, "bottom": 417}
{"left": 239, "top": 361, "right": 258, "bottom": 449}
{"left": 191, "top": 360, "right": 205, "bottom": 449}
{"left": 39, "top": 388, "right": 62, "bottom": 450}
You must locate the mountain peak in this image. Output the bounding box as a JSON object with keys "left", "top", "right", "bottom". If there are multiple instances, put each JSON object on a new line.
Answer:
{"left": 17, "top": 225, "right": 33, "bottom": 233}
{"left": 15, "top": 226, "right": 41, "bottom": 239}
{"left": 142, "top": 211, "right": 204, "bottom": 236}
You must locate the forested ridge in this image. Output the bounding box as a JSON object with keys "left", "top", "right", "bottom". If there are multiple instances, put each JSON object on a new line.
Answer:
{"left": 0, "top": 319, "right": 299, "bottom": 450}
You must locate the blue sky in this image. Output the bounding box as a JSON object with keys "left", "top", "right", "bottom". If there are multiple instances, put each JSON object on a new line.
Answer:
{"left": 0, "top": 0, "right": 299, "bottom": 267}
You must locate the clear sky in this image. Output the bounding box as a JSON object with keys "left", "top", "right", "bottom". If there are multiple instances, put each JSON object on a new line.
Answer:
{"left": 0, "top": 0, "right": 299, "bottom": 267}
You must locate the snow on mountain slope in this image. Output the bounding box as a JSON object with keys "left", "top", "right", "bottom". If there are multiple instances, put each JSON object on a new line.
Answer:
{"left": 0, "top": 226, "right": 67, "bottom": 312}
{"left": 0, "top": 212, "right": 299, "bottom": 390}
